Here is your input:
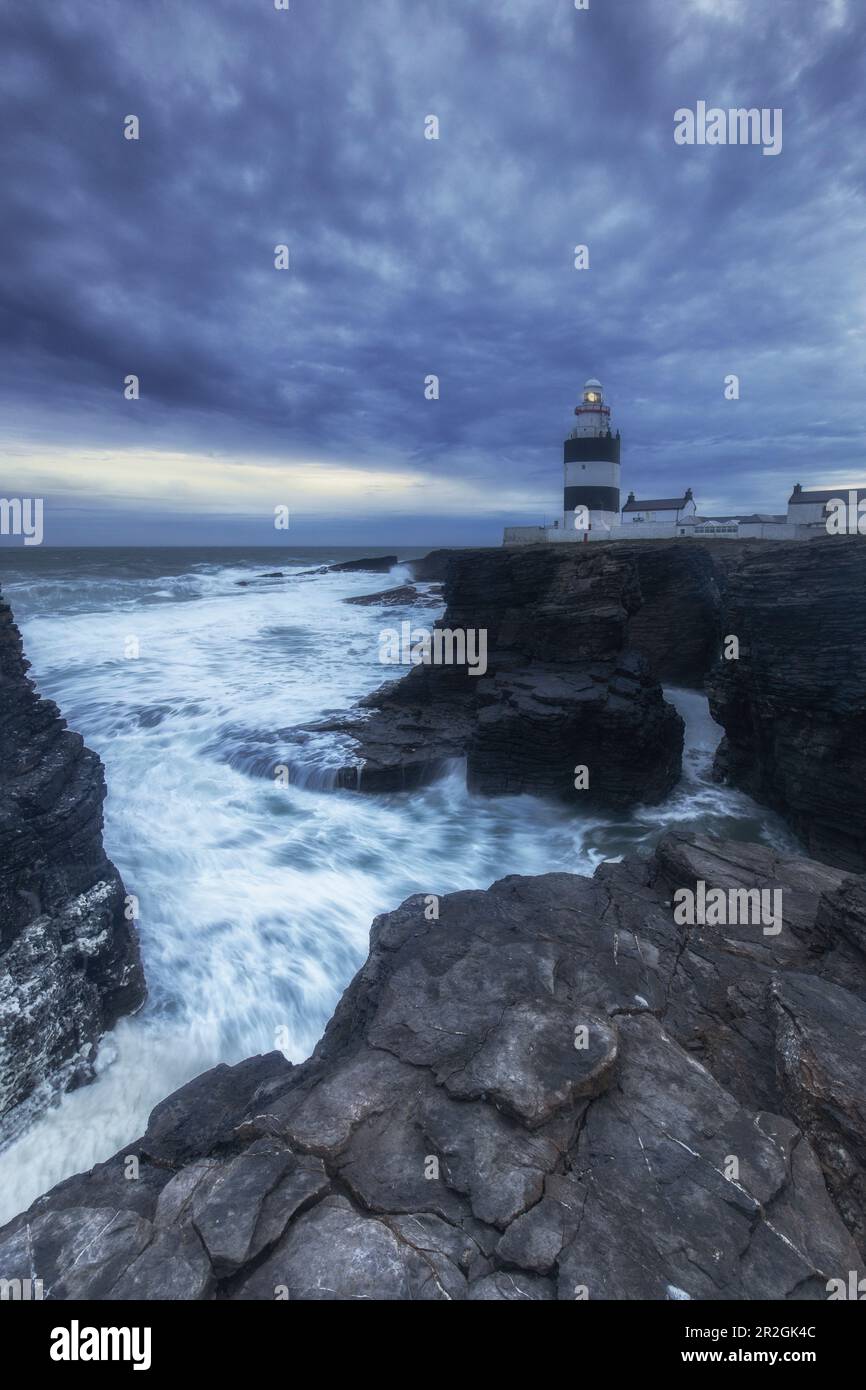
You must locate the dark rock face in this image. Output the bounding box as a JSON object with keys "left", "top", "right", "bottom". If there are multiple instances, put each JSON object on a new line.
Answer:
{"left": 234, "top": 572, "right": 285, "bottom": 586}
{"left": 707, "top": 537, "right": 866, "bottom": 871}
{"left": 404, "top": 550, "right": 461, "bottom": 583}
{"left": 292, "top": 555, "right": 400, "bottom": 579}
{"left": 319, "top": 692, "right": 475, "bottom": 793}
{"left": 2, "top": 833, "right": 863, "bottom": 1301}
{"left": 0, "top": 594, "right": 145, "bottom": 1140}
{"left": 318, "top": 544, "right": 686, "bottom": 806}
{"left": 820, "top": 875, "right": 866, "bottom": 957}
{"left": 621, "top": 542, "right": 723, "bottom": 686}
{"left": 467, "top": 650, "right": 681, "bottom": 803}
{"left": 344, "top": 584, "right": 440, "bottom": 608}
{"left": 772, "top": 972, "right": 866, "bottom": 1250}
{"left": 327, "top": 555, "right": 398, "bottom": 574}
{"left": 649, "top": 834, "right": 860, "bottom": 1115}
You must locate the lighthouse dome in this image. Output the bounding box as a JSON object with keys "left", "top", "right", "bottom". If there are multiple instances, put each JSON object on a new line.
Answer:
{"left": 584, "top": 378, "right": 602, "bottom": 389}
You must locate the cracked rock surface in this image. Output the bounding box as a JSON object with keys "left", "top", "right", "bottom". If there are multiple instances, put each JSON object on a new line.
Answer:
{"left": 1, "top": 832, "right": 863, "bottom": 1300}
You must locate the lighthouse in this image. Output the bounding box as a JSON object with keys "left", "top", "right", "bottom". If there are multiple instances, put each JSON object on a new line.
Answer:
{"left": 563, "top": 378, "right": 621, "bottom": 533}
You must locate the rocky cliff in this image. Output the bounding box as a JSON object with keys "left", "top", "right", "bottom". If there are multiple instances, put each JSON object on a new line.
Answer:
{"left": 333, "top": 536, "right": 866, "bottom": 871}
{"left": 1, "top": 833, "right": 863, "bottom": 1300}
{"left": 708, "top": 536, "right": 866, "bottom": 871}
{"left": 318, "top": 544, "right": 688, "bottom": 806}
{"left": 405, "top": 539, "right": 762, "bottom": 688}
{"left": 0, "top": 592, "right": 146, "bottom": 1143}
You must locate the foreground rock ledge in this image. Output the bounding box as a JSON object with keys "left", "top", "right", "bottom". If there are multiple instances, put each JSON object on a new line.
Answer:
{"left": 3, "top": 832, "right": 864, "bottom": 1300}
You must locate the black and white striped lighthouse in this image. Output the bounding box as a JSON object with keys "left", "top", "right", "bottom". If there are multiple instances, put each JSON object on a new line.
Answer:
{"left": 563, "top": 378, "right": 621, "bottom": 533}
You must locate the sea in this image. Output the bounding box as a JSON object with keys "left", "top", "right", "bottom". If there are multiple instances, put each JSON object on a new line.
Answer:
{"left": 0, "top": 546, "right": 796, "bottom": 1223}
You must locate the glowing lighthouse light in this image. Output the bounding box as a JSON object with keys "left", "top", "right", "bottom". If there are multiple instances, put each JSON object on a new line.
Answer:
{"left": 563, "top": 378, "right": 622, "bottom": 534}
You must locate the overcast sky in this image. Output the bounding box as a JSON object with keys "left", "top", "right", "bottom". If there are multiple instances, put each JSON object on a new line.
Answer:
{"left": 1, "top": 0, "right": 864, "bottom": 546}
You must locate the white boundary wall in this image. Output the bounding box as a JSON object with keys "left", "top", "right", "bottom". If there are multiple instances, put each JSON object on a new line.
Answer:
{"left": 503, "top": 521, "right": 811, "bottom": 545}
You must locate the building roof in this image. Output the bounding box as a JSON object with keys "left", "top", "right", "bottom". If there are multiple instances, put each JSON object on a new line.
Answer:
{"left": 623, "top": 494, "right": 691, "bottom": 512}
{"left": 788, "top": 486, "right": 866, "bottom": 505}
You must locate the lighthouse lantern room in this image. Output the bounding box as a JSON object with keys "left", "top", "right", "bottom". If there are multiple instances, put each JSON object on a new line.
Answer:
{"left": 563, "top": 378, "right": 621, "bottom": 533}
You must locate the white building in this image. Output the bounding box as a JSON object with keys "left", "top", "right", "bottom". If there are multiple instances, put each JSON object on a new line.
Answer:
{"left": 502, "top": 377, "right": 865, "bottom": 546}
{"left": 787, "top": 483, "right": 866, "bottom": 529}
{"left": 622, "top": 489, "right": 697, "bottom": 527}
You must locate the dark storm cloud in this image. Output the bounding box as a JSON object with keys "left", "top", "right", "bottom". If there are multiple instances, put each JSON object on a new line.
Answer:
{"left": 1, "top": 0, "right": 865, "bottom": 539}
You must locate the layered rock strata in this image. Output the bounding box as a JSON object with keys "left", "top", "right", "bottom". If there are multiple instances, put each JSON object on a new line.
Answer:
{"left": 707, "top": 536, "right": 866, "bottom": 871}
{"left": 0, "top": 593, "right": 145, "bottom": 1142}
